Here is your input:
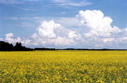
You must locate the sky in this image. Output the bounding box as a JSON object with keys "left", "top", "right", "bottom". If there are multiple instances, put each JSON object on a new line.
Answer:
{"left": 0, "top": 0, "right": 127, "bottom": 49}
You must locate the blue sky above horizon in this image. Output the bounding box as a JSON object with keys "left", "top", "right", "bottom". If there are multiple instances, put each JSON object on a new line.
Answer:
{"left": 0, "top": 0, "right": 127, "bottom": 48}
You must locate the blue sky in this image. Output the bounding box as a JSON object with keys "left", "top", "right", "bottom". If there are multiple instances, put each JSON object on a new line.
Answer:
{"left": 0, "top": 0, "right": 127, "bottom": 48}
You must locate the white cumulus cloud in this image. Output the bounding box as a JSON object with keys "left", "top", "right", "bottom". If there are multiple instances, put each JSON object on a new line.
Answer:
{"left": 3, "top": 9, "right": 127, "bottom": 48}
{"left": 31, "top": 20, "right": 80, "bottom": 46}
{"left": 27, "top": 10, "right": 127, "bottom": 48}
{"left": 37, "top": 20, "right": 58, "bottom": 38}
{"left": 5, "top": 33, "right": 21, "bottom": 44}
{"left": 5, "top": 33, "right": 32, "bottom": 46}
{"left": 77, "top": 10, "right": 121, "bottom": 37}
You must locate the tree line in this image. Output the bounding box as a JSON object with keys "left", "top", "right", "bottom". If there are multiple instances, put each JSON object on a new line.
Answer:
{"left": 0, "top": 41, "right": 126, "bottom": 51}
{"left": 0, "top": 41, "right": 56, "bottom": 51}
{"left": 0, "top": 41, "right": 33, "bottom": 51}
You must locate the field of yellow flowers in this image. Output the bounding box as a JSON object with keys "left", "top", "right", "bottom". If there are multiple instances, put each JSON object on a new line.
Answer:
{"left": 0, "top": 50, "right": 127, "bottom": 83}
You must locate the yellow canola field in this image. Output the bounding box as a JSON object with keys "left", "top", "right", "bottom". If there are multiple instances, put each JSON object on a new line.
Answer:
{"left": 0, "top": 50, "right": 127, "bottom": 83}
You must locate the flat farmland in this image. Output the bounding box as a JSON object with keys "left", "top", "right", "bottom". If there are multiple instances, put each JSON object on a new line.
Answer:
{"left": 0, "top": 51, "right": 127, "bottom": 83}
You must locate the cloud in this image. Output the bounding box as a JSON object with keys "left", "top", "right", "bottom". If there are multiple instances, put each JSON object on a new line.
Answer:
{"left": 51, "top": 10, "right": 127, "bottom": 48}
{"left": 5, "top": 33, "right": 32, "bottom": 46}
{"left": 21, "top": 39, "right": 31, "bottom": 46}
{"left": 102, "top": 38, "right": 114, "bottom": 43}
{"left": 3, "top": 9, "right": 127, "bottom": 48}
{"left": 51, "top": 0, "right": 92, "bottom": 7}
{"left": 37, "top": 20, "right": 59, "bottom": 38}
{"left": 77, "top": 10, "right": 121, "bottom": 37}
{"left": 24, "top": 10, "right": 127, "bottom": 48}
{"left": 31, "top": 20, "right": 80, "bottom": 46}
{"left": 54, "top": 17, "right": 80, "bottom": 27}
{"left": 68, "top": 31, "right": 80, "bottom": 39}
{"left": 5, "top": 33, "right": 21, "bottom": 44}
